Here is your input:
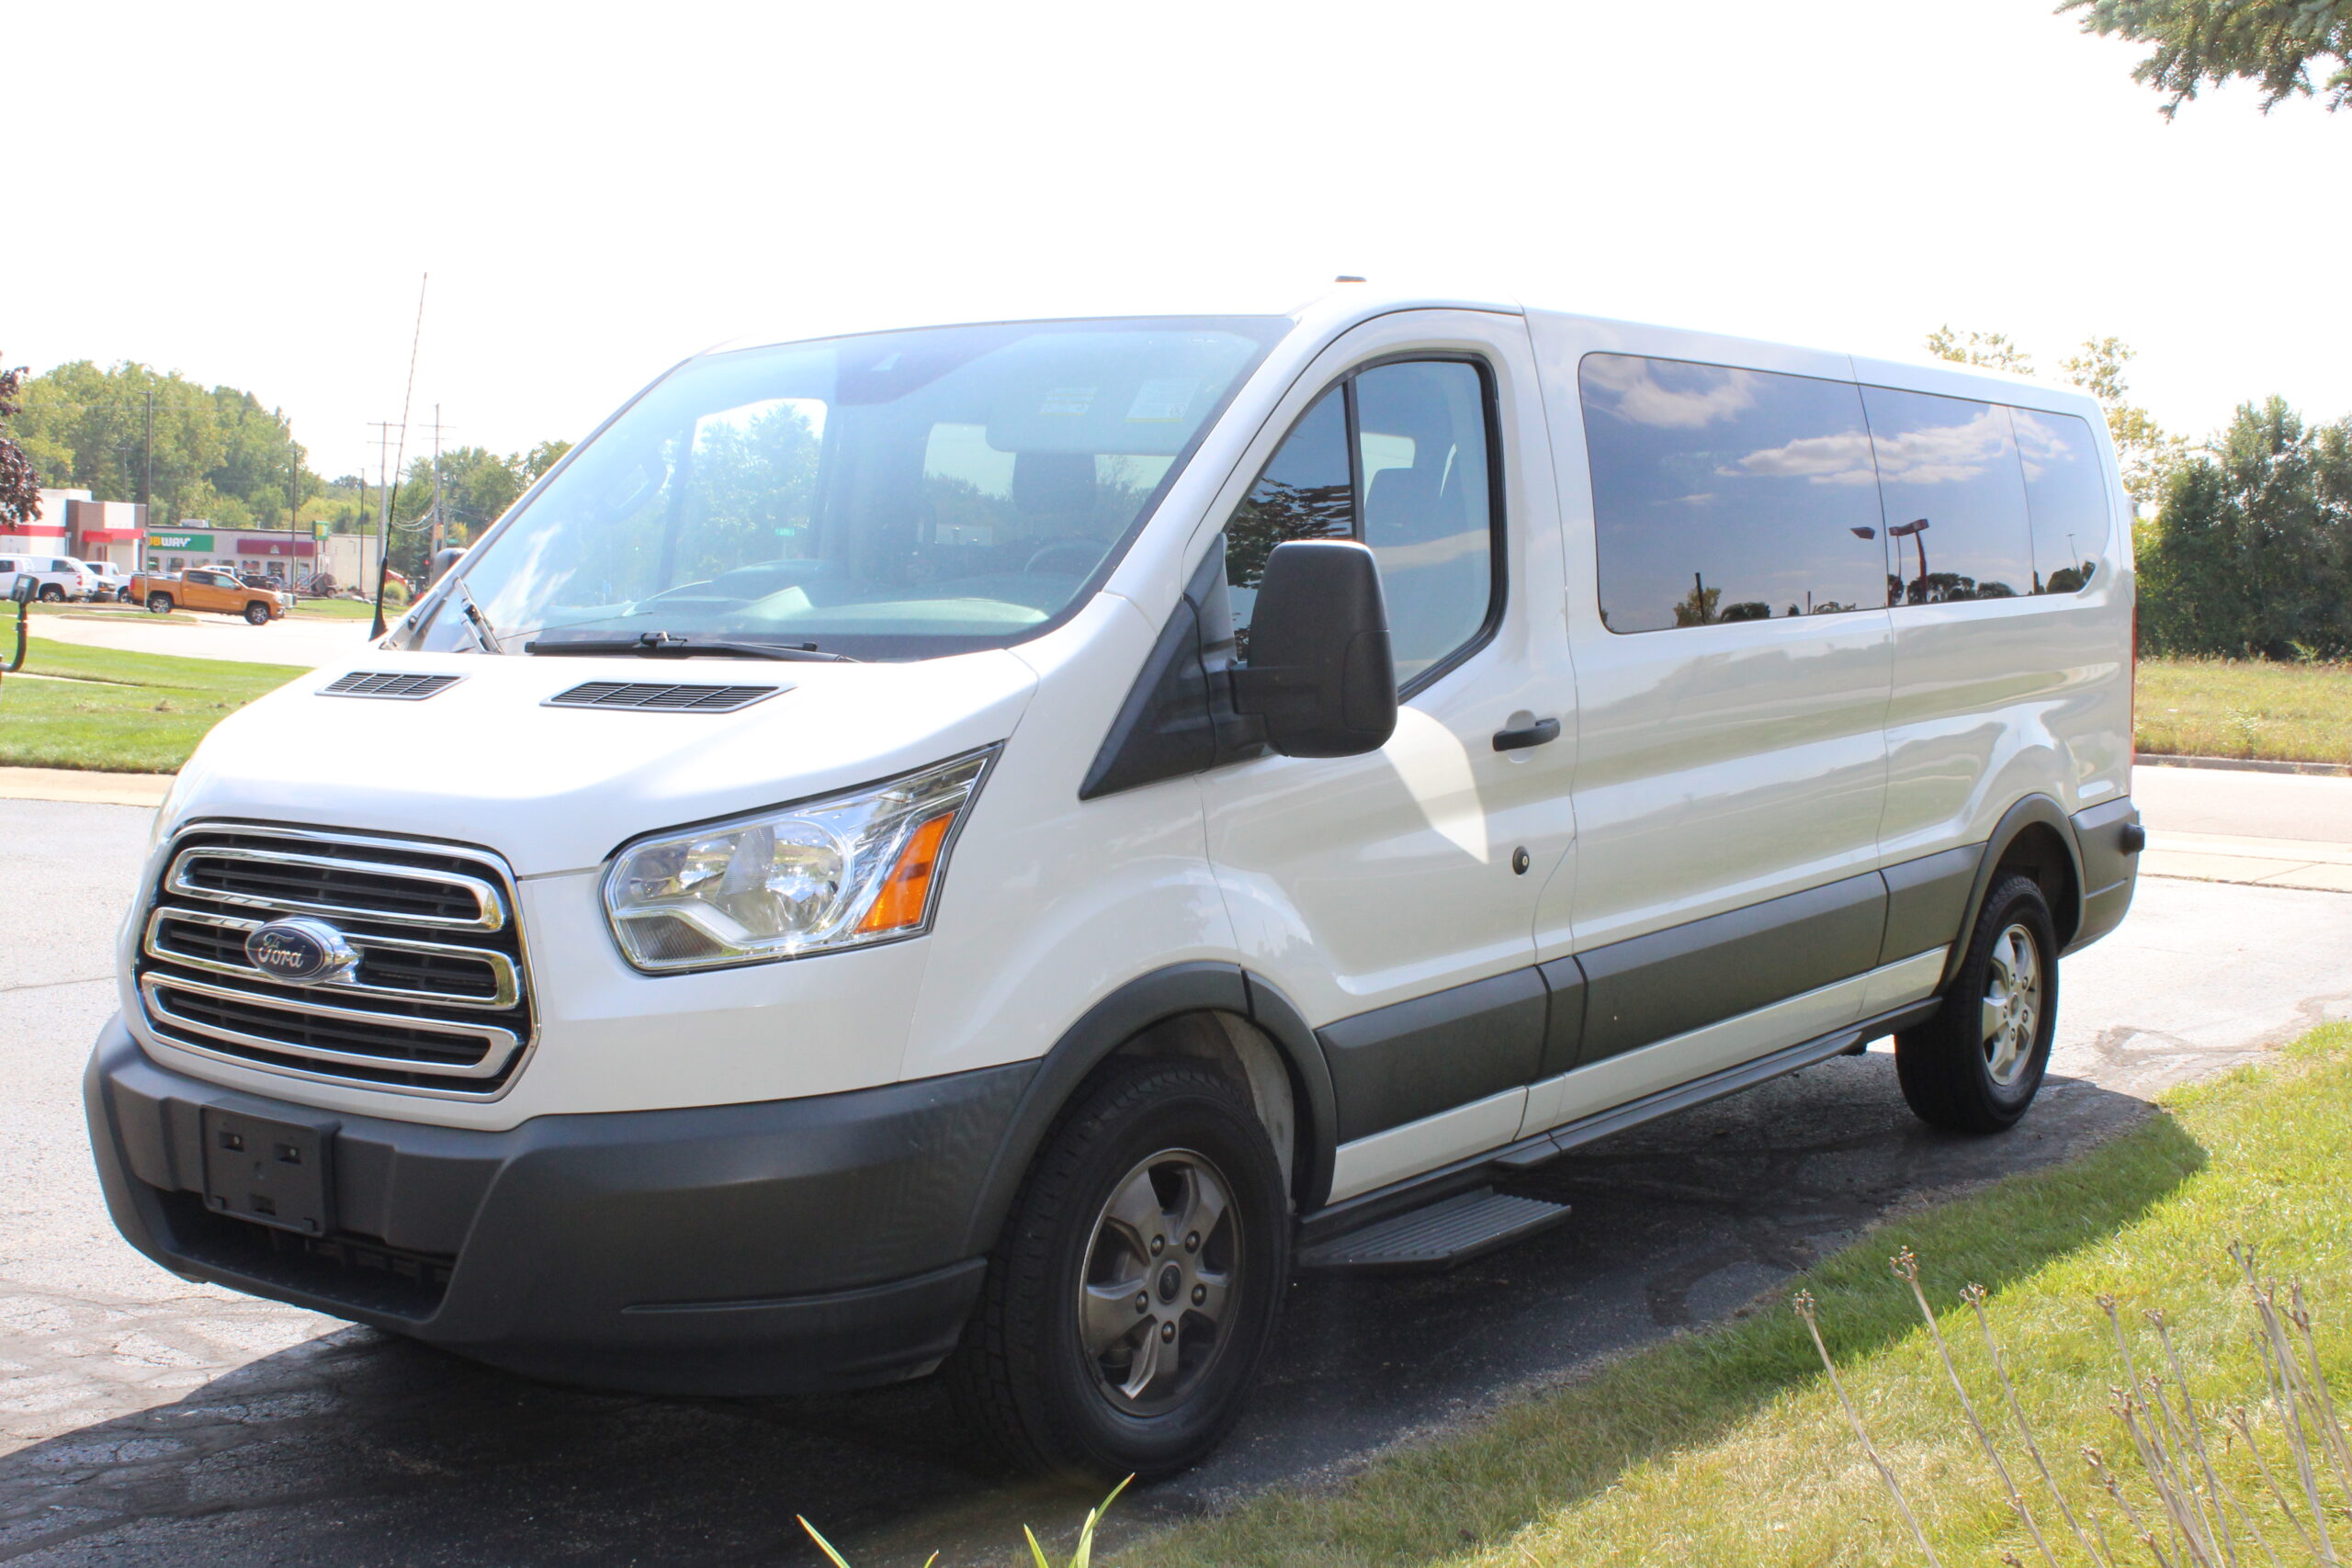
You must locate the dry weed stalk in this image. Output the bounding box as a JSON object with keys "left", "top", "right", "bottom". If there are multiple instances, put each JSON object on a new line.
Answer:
{"left": 1796, "top": 1247, "right": 2352, "bottom": 1567}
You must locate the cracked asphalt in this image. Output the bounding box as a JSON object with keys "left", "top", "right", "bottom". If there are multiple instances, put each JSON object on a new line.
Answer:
{"left": 5, "top": 772, "right": 2349, "bottom": 1567}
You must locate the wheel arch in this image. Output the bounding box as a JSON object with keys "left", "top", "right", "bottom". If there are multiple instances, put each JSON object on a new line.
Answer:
{"left": 956, "top": 963, "right": 1339, "bottom": 1259}
{"left": 1942, "top": 795, "right": 2086, "bottom": 989}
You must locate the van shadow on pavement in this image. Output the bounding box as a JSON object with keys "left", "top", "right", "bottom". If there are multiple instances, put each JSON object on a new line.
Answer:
{"left": 0, "top": 1053, "right": 2195, "bottom": 1568}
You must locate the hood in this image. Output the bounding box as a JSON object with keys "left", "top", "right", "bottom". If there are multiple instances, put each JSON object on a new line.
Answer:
{"left": 165, "top": 649, "right": 1039, "bottom": 875}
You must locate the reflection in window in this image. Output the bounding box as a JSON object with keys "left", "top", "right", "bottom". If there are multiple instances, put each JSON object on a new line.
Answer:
{"left": 1225, "top": 364, "right": 1499, "bottom": 684}
{"left": 1225, "top": 388, "right": 1352, "bottom": 647}
{"left": 1860, "top": 387, "right": 2036, "bottom": 604}
{"left": 1579, "top": 355, "right": 1887, "bottom": 633}
{"left": 2011, "top": 409, "right": 2109, "bottom": 593}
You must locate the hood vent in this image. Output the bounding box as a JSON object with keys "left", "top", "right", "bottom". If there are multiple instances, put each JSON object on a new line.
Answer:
{"left": 322, "top": 671, "right": 465, "bottom": 701}
{"left": 546, "top": 681, "right": 784, "bottom": 714}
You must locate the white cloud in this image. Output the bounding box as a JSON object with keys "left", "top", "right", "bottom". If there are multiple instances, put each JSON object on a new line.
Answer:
{"left": 1869, "top": 404, "right": 2012, "bottom": 485}
{"left": 1724, "top": 430, "right": 1878, "bottom": 485}
{"left": 1585, "top": 355, "right": 1759, "bottom": 429}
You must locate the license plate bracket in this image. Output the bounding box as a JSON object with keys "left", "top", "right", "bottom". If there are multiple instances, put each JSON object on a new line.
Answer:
{"left": 199, "top": 1107, "right": 336, "bottom": 1236}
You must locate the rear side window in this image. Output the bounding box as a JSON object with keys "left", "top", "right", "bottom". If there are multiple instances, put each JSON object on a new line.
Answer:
{"left": 1860, "top": 387, "right": 2036, "bottom": 603}
{"left": 2010, "top": 408, "right": 2109, "bottom": 593}
{"left": 1580, "top": 355, "right": 1886, "bottom": 632}
{"left": 1227, "top": 359, "right": 1500, "bottom": 687}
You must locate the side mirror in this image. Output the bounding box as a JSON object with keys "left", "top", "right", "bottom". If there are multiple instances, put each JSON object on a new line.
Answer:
{"left": 1229, "top": 540, "right": 1396, "bottom": 758}
{"left": 428, "top": 547, "right": 467, "bottom": 588}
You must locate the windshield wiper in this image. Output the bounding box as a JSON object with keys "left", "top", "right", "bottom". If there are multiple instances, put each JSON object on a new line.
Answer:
{"left": 451, "top": 578, "right": 504, "bottom": 655}
{"left": 524, "top": 631, "right": 859, "bottom": 662}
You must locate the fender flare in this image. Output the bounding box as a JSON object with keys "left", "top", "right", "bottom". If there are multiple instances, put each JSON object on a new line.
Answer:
{"left": 956, "top": 963, "right": 1340, "bottom": 1258}
{"left": 1942, "top": 794, "right": 2086, "bottom": 988}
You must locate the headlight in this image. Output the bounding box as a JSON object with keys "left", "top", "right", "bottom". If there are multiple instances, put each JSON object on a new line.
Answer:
{"left": 603, "top": 748, "right": 995, "bottom": 972}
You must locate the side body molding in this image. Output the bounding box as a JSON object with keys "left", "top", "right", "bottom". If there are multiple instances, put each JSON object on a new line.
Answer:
{"left": 956, "top": 963, "right": 1340, "bottom": 1257}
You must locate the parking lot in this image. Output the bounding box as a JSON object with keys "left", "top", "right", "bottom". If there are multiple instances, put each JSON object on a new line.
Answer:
{"left": 4, "top": 768, "right": 2348, "bottom": 1567}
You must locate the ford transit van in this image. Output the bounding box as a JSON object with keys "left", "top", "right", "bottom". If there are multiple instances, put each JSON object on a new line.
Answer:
{"left": 85, "top": 286, "right": 2142, "bottom": 1478}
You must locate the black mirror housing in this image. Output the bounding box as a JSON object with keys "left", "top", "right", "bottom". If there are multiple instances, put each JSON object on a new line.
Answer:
{"left": 1229, "top": 540, "right": 1396, "bottom": 758}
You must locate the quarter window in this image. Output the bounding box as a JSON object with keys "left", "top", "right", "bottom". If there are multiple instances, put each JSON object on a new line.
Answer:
{"left": 1860, "top": 387, "right": 2036, "bottom": 604}
{"left": 2010, "top": 408, "right": 2109, "bottom": 593}
{"left": 1227, "top": 360, "right": 1499, "bottom": 686}
{"left": 1580, "top": 355, "right": 1886, "bottom": 632}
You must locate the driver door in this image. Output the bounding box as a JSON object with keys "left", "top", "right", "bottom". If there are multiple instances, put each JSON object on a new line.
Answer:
{"left": 1198, "top": 310, "right": 1577, "bottom": 1201}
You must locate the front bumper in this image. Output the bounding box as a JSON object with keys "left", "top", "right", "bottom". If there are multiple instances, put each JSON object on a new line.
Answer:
{"left": 85, "top": 1015, "right": 1033, "bottom": 1395}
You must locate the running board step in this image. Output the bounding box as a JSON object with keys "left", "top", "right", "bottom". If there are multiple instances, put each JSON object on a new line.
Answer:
{"left": 1295, "top": 1188, "right": 1570, "bottom": 1276}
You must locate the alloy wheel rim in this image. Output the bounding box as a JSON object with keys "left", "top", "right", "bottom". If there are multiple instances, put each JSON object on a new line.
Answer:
{"left": 1077, "top": 1148, "right": 1239, "bottom": 1414}
{"left": 1979, "top": 922, "right": 2042, "bottom": 1087}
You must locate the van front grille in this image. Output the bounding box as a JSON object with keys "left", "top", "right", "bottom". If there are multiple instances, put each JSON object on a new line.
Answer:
{"left": 134, "top": 826, "right": 535, "bottom": 1097}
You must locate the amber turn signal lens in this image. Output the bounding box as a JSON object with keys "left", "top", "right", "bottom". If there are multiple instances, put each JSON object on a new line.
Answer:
{"left": 857, "top": 814, "right": 954, "bottom": 933}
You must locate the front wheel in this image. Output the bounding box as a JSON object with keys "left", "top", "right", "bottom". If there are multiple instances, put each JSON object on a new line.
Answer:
{"left": 243, "top": 602, "right": 271, "bottom": 626}
{"left": 1895, "top": 873, "right": 2059, "bottom": 1134}
{"left": 146, "top": 592, "right": 174, "bottom": 615}
{"left": 946, "top": 1058, "right": 1289, "bottom": 1480}
{"left": 117, "top": 587, "right": 135, "bottom": 604}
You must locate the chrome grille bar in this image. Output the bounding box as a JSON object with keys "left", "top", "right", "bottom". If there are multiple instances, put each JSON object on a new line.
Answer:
{"left": 141, "top": 975, "right": 522, "bottom": 1081}
{"left": 143, "top": 907, "right": 521, "bottom": 1010}
{"left": 166, "top": 845, "right": 505, "bottom": 931}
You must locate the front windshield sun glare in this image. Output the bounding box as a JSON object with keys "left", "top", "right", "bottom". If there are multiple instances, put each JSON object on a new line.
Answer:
{"left": 414, "top": 317, "right": 1285, "bottom": 662}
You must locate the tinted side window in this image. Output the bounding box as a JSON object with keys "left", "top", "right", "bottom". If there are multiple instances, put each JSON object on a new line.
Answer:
{"left": 1581, "top": 355, "right": 1886, "bottom": 633}
{"left": 1226, "top": 363, "right": 1501, "bottom": 686}
{"left": 1860, "top": 387, "right": 2035, "bottom": 604}
{"left": 2010, "top": 408, "right": 2109, "bottom": 593}
{"left": 1354, "top": 362, "right": 1495, "bottom": 682}
{"left": 1226, "top": 386, "right": 1351, "bottom": 647}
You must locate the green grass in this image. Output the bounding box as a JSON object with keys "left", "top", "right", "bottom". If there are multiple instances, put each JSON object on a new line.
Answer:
{"left": 1125, "top": 1027, "right": 2352, "bottom": 1568}
{"left": 2137, "top": 656, "right": 2352, "bottom": 764}
{"left": 288, "top": 596, "right": 382, "bottom": 619}
{"left": 0, "top": 635, "right": 306, "bottom": 772}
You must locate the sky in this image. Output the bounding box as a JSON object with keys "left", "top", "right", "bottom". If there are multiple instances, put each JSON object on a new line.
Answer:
{"left": 8, "top": 0, "right": 2346, "bottom": 481}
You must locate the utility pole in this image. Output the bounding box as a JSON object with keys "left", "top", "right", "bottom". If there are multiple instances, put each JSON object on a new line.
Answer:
{"left": 141, "top": 390, "right": 153, "bottom": 511}
{"left": 416, "top": 408, "right": 455, "bottom": 557}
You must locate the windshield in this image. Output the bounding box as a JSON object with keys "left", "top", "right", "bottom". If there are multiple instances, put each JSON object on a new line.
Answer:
{"left": 413, "top": 317, "right": 1284, "bottom": 659}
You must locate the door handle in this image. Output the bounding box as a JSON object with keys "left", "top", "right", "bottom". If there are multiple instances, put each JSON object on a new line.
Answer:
{"left": 1491, "top": 716, "right": 1561, "bottom": 752}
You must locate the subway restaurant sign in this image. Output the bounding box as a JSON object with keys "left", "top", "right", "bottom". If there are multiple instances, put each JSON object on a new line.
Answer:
{"left": 151, "top": 533, "right": 214, "bottom": 551}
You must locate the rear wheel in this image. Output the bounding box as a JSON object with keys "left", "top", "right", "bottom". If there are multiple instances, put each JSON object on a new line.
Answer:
{"left": 243, "top": 601, "right": 271, "bottom": 626}
{"left": 1895, "top": 873, "right": 2058, "bottom": 1133}
{"left": 947, "top": 1058, "right": 1289, "bottom": 1480}
{"left": 37, "top": 584, "right": 63, "bottom": 603}
{"left": 145, "top": 592, "right": 173, "bottom": 615}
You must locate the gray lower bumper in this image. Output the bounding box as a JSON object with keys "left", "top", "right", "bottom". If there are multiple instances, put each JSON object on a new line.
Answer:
{"left": 84, "top": 1016, "right": 1033, "bottom": 1396}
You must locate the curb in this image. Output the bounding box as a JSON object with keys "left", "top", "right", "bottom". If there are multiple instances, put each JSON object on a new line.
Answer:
{"left": 0, "top": 766, "right": 175, "bottom": 808}
{"left": 2137, "top": 753, "right": 2352, "bottom": 779}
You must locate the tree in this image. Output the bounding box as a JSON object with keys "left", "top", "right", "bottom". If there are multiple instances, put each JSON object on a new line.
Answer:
{"left": 1925, "top": 326, "right": 2037, "bottom": 375}
{"left": 2061, "top": 0, "right": 2352, "bottom": 115}
{"left": 0, "top": 354, "right": 40, "bottom": 527}
{"left": 2137, "top": 397, "right": 2352, "bottom": 658}
{"left": 1926, "top": 329, "right": 2188, "bottom": 511}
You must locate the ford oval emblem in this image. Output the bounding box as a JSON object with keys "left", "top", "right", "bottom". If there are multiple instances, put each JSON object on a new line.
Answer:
{"left": 243, "top": 918, "right": 361, "bottom": 985}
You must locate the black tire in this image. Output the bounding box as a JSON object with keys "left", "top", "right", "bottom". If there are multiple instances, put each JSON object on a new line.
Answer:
{"left": 243, "top": 601, "right": 271, "bottom": 626}
{"left": 1895, "top": 873, "right": 2059, "bottom": 1134}
{"left": 145, "top": 592, "right": 174, "bottom": 615}
{"left": 117, "top": 587, "right": 135, "bottom": 604}
{"left": 37, "top": 584, "right": 64, "bottom": 603}
{"left": 946, "top": 1058, "right": 1289, "bottom": 1481}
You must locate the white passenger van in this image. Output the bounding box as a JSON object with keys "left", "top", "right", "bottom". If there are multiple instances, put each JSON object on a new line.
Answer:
{"left": 87, "top": 285, "right": 2143, "bottom": 1478}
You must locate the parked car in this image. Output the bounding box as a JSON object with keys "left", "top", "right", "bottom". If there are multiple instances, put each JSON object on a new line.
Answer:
{"left": 128, "top": 566, "right": 285, "bottom": 624}
{"left": 0, "top": 554, "right": 100, "bottom": 602}
{"left": 88, "top": 287, "right": 2142, "bottom": 1481}
{"left": 75, "top": 560, "right": 136, "bottom": 603}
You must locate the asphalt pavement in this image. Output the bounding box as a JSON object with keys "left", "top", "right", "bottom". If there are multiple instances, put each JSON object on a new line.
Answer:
{"left": 3, "top": 769, "right": 2347, "bottom": 1566}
